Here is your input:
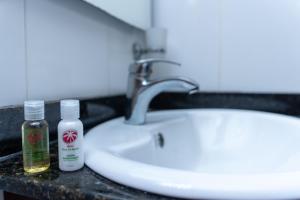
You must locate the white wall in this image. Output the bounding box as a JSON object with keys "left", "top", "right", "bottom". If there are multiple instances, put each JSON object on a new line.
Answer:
{"left": 154, "top": 0, "right": 300, "bottom": 93}
{"left": 0, "top": 0, "right": 27, "bottom": 107}
{"left": 0, "top": 0, "right": 144, "bottom": 107}
{"left": 2, "top": 0, "right": 299, "bottom": 109}
{"left": 82, "top": 0, "right": 151, "bottom": 30}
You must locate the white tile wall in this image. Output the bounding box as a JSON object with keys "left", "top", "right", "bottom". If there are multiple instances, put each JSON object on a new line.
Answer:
{"left": 0, "top": 0, "right": 144, "bottom": 107}
{"left": 153, "top": 0, "right": 220, "bottom": 91}
{"left": 220, "top": 0, "right": 300, "bottom": 93}
{"left": 26, "top": 0, "right": 111, "bottom": 101}
{"left": 154, "top": 0, "right": 300, "bottom": 93}
{"left": 106, "top": 19, "right": 144, "bottom": 95}
{"left": 26, "top": 0, "right": 144, "bottom": 101}
{"left": 0, "top": 0, "right": 27, "bottom": 107}
{"left": 3, "top": 0, "right": 300, "bottom": 108}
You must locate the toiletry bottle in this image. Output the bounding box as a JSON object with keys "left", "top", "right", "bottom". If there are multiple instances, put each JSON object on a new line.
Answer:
{"left": 58, "top": 100, "right": 84, "bottom": 171}
{"left": 22, "top": 101, "right": 50, "bottom": 173}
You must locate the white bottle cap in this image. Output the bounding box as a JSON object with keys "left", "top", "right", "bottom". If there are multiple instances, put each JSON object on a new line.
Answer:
{"left": 24, "top": 100, "right": 45, "bottom": 121}
{"left": 60, "top": 100, "right": 80, "bottom": 120}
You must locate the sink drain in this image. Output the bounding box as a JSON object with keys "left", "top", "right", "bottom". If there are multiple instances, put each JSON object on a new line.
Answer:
{"left": 155, "top": 133, "right": 165, "bottom": 148}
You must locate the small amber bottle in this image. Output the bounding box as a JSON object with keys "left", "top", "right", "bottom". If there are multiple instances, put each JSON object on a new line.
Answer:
{"left": 22, "top": 101, "right": 50, "bottom": 173}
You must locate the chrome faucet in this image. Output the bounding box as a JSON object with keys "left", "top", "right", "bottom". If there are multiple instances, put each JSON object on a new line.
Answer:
{"left": 125, "top": 58, "right": 199, "bottom": 125}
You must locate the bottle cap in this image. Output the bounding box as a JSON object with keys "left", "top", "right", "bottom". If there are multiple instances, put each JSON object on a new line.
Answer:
{"left": 60, "top": 100, "right": 80, "bottom": 120}
{"left": 24, "top": 100, "right": 45, "bottom": 121}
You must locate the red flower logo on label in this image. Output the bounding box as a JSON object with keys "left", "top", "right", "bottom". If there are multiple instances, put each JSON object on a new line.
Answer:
{"left": 63, "top": 130, "right": 78, "bottom": 144}
{"left": 27, "top": 132, "right": 43, "bottom": 145}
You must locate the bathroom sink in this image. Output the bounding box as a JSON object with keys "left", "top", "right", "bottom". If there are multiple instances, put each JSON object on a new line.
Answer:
{"left": 84, "top": 109, "right": 300, "bottom": 199}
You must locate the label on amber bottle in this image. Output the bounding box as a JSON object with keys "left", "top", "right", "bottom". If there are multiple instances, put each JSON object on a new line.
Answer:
{"left": 23, "top": 128, "right": 49, "bottom": 164}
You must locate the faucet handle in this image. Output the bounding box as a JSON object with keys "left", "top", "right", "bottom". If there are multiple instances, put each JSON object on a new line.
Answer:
{"left": 130, "top": 58, "right": 181, "bottom": 75}
{"left": 136, "top": 58, "right": 181, "bottom": 66}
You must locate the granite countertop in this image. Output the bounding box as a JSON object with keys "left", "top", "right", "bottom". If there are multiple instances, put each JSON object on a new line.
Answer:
{"left": 0, "top": 142, "right": 173, "bottom": 200}
{"left": 0, "top": 94, "right": 176, "bottom": 200}
{"left": 1, "top": 92, "right": 300, "bottom": 200}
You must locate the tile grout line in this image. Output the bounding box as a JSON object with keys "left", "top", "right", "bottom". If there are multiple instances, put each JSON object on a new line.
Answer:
{"left": 106, "top": 25, "right": 112, "bottom": 96}
{"left": 23, "top": 0, "right": 29, "bottom": 100}
{"left": 217, "top": 0, "right": 223, "bottom": 91}
{"left": 151, "top": 0, "right": 155, "bottom": 27}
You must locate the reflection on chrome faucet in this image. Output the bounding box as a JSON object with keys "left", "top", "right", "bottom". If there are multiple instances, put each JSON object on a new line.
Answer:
{"left": 125, "top": 58, "right": 199, "bottom": 125}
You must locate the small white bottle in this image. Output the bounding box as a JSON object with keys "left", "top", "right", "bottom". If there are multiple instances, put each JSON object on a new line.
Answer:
{"left": 58, "top": 100, "right": 84, "bottom": 171}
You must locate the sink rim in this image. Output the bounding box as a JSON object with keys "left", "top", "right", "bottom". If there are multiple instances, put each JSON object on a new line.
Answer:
{"left": 86, "top": 149, "right": 300, "bottom": 199}
{"left": 85, "top": 109, "right": 300, "bottom": 199}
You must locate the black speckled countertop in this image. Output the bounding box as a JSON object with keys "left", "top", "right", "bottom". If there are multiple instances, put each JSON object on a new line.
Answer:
{"left": 0, "top": 96, "right": 124, "bottom": 157}
{"left": 0, "top": 142, "right": 174, "bottom": 200}
{"left": 1, "top": 92, "right": 300, "bottom": 200}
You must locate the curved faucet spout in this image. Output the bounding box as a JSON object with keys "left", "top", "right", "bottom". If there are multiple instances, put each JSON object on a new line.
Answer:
{"left": 125, "top": 77, "right": 199, "bottom": 125}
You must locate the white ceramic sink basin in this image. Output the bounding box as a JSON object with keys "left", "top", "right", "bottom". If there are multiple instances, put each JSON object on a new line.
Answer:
{"left": 84, "top": 109, "right": 300, "bottom": 199}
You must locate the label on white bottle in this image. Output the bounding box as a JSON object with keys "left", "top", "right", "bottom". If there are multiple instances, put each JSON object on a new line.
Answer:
{"left": 61, "top": 129, "right": 80, "bottom": 163}
{"left": 59, "top": 126, "right": 83, "bottom": 171}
